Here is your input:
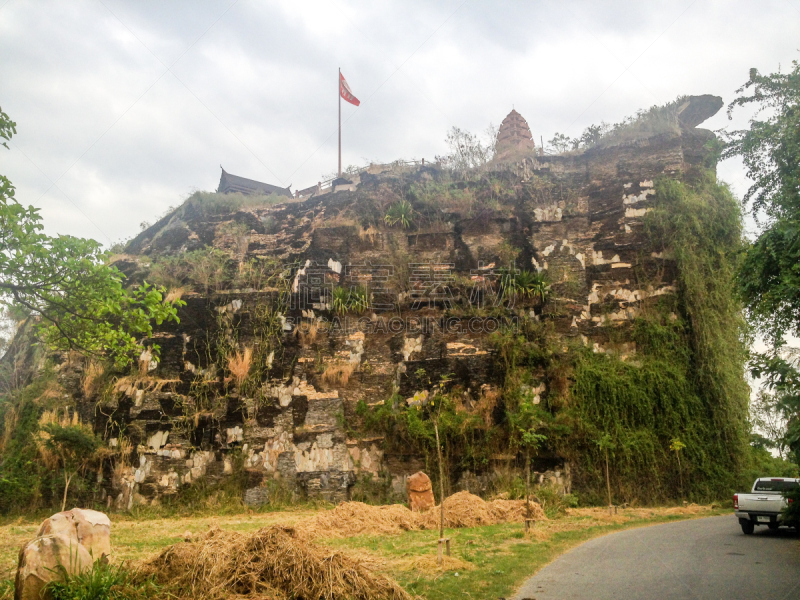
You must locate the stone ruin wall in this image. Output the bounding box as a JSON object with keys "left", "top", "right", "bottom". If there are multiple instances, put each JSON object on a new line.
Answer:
{"left": 72, "top": 116, "right": 716, "bottom": 510}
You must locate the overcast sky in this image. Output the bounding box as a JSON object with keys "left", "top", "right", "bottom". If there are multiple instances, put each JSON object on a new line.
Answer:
{"left": 1, "top": 0, "right": 799, "bottom": 246}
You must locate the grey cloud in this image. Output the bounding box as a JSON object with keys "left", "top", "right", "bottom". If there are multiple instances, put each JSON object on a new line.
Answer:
{"left": 0, "top": 0, "right": 798, "bottom": 244}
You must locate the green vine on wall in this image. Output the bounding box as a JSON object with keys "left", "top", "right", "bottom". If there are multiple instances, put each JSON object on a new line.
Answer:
{"left": 563, "top": 172, "right": 750, "bottom": 503}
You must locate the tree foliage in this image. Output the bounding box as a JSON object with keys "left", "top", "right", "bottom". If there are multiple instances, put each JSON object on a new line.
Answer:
{"left": 723, "top": 60, "right": 800, "bottom": 464}
{"left": 40, "top": 421, "right": 100, "bottom": 511}
{"left": 437, "top": 126, "right": 496, "bottom": 173}
{"left": 0, "top": 107, "right": 183, "bottom": 367}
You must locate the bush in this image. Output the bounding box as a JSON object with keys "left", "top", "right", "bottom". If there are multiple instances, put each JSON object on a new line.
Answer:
{"left": 782, "top": 486, "right": 800, "bottom": 528}
{"left": 147, "top": 248, "right": 230, "bottom": 294}
{"left": 535, "top": 484, "right": 578, "bottom": 517}
{"left": 384, "top": 200, "right": 414, "bottom": 229}
{"left": 330, "top": 285, "right": 368, "bottom": 315}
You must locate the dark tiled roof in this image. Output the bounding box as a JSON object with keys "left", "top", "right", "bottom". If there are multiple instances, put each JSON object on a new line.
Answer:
{"left": 217, "top": 168, "right": 292, "bottom": 197}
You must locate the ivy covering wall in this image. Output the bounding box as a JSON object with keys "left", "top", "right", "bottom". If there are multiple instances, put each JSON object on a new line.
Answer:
{"left": 561, "top": 173, "right": 751, "bottom": 502}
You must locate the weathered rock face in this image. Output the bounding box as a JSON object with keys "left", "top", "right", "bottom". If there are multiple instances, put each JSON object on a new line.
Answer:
{"left": 15, "top": 509, "right": 111, "bottom": 599}
{"left": 49, "top": 97, "right": 723, "bottom": 508}
{"left": 15, "top": 535, "right": 92, "bottom": 600}
{"left": 406, "top": 471, "right": 435, "bottom": 511}
{"left": 36, "top": 508, "right": 111, "bottom": 559}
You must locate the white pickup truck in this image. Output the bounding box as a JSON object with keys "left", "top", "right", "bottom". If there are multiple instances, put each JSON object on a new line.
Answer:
{"left": 734, "top": 477, "right": 799, "bottom": 534}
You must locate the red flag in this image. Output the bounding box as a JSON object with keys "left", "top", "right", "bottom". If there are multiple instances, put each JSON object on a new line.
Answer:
{"left": 340, "top": 72, "right": 360, "bottom": 106}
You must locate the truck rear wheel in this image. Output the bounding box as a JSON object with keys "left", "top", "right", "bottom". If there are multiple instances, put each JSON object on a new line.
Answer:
{"left": 740, "top": 520, "right": 755, "bottom": 535}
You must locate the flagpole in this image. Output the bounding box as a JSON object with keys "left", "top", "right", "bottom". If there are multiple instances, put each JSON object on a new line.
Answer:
{"left": 338, "top": 67, "right": 342, "bottom": 177}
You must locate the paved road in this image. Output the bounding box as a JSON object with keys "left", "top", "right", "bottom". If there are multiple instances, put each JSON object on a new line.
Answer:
{"left": 513, "top": 515, "right": 800, "bottom": 600}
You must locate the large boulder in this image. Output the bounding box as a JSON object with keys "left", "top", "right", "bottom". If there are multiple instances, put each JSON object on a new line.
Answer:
{"left": 14, "top": 534, "right": 93, "bottom": 600}
{"left": 36, "top": 508, "right": 111, "bottom": 559}
{"left": 406, "top": 471, "right": 436, "bottom": 511}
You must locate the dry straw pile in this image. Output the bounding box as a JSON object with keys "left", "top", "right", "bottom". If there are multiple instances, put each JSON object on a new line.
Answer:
{"left": 298, "top": 491, "right": 546, "bottom": 538}
{"left": 418, "top": 491, "right": 546, "bottom": 528}
{"left": 299, "top": 501, "right": 420, "bottom": 537}
{"left": 139, "top": 525, "right": 412, "bottom": 600}
{"left": 134, "top": 492, "right": 546, "bottom": 599}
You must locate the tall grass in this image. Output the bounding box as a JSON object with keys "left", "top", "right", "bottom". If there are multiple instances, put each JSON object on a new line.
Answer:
{"left": 44, "top": 560, "right": 158, "bottom": 600}
{"left": 181, "top": 191, "right": 290, "bottom": 218}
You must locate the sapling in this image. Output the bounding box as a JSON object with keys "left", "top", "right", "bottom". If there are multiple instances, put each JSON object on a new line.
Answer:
{"left": 670, "top": 438, "right": 686, "bottom": 497}
{"left": 39, "top": 421, "right": 101, "bottom": 511}
{"left": 595, "top": 433, "right": 616, "bottom": 510}
{"left": 508, "top": 392, "right": 547, "bottom": 528}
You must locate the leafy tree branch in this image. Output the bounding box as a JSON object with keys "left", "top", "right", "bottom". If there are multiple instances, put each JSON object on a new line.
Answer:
{"left": 0, "top": 107, "right": 184, "bottom": 367}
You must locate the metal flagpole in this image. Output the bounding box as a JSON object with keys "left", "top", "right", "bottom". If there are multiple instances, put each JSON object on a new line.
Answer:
{"left": 338, "top": 67, "right": 342, "bottom": 177}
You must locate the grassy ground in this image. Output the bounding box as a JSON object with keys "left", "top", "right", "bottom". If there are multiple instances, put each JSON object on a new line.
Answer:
{"left": 0, "top": 504, "right": 730, "bottom": 599}
{"left": 324, "top": 506, "right": 731, "bottom": 599}
{"left": 0, "top": 509, "right": 319, "bottom": 581}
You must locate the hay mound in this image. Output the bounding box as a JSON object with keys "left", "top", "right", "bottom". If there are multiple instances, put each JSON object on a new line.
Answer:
{"left": 488, "top": 497, "right": 547, "bottom": 522}
{"left": 298, "top": 492, "right": 545, "bottom": 538}
{"left": 419, "top": 491, "right": 546, "bottom": 528}
{"left": 418, "top": 491, "right": 494, "bottom": 528}
{"left": 300, "top": 501, "right": 419, "bottom": 537}
{"left": 138, "top": 525, "right": 412, "bottom": 600}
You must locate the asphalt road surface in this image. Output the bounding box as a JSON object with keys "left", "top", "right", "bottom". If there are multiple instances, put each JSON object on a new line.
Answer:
{"left": 513, "top": 515, "right": 800, "bottom": 600}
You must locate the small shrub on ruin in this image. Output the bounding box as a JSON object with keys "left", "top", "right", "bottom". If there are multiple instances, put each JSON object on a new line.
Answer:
{"left": 215, "top": 221, "right": 251, "bottom": 260}
{"left": 384, "top": 200, "right": 415, "bottom": 229}
{"left": 185, "top": 248, "right": 229, "bottom": 294}
{"left": 331, "top": 285, "right": 368, "bottom": 315}
{"left": 147, "top": 254, "right": 189, "bottom": 290}
{"left": 234, "top": 257, "right": 279, "bottom": 290}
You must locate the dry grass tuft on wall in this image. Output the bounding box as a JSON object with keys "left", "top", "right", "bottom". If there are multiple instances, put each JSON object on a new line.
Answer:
{"left": 165, "top": 286, "right": 187, "bottom": 303}
{"left": 81, "top": 360, "right": 105, "bottom": 398}
{"left": 321, "top": 362, "right": 355, "bottom": 386}
{"left": 296, "top": 320, "right": 320, "bottom": 346}
{"left": 228, "top": 347, "right": 253, "bottom": 388}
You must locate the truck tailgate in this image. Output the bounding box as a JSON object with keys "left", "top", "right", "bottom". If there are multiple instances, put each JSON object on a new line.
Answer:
{"left": 738, "top": 494, "right": 785, "bottom": 514}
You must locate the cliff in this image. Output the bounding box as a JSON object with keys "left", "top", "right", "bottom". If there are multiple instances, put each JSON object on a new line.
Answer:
{"left": 3, "top": 95, "right": 750, "bottom": 509}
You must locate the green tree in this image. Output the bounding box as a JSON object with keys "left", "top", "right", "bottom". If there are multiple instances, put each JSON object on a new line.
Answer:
{"left": 546, "top": 133, "right": 574, "bottom": 154}
{"left": 670, "top": 438, "right": 686, "bottom": 497}
{"left": 39, "top": 422, "right": 100, "bottom": 511}
{"left": 595, "top": 433, "right": 616, "bottom": 507}
{"left": 751, "top": 390, "right": 791, "bottom": 459}
{"left": 508, "top": 393, "right": 547, "bottom": 524}
{"left": 0, "top": 107, "right": 183, "bottom": 367}
{"left": 438, "top": 126, "right": 495, "bottom": 172}
{"left": 723, "top": 61, "right": 800, "bottom": 464}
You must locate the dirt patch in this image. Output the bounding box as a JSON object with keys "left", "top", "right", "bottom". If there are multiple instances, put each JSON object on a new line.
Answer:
{"left": 138, "top": 525, "right": 412, "bottom": 600}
